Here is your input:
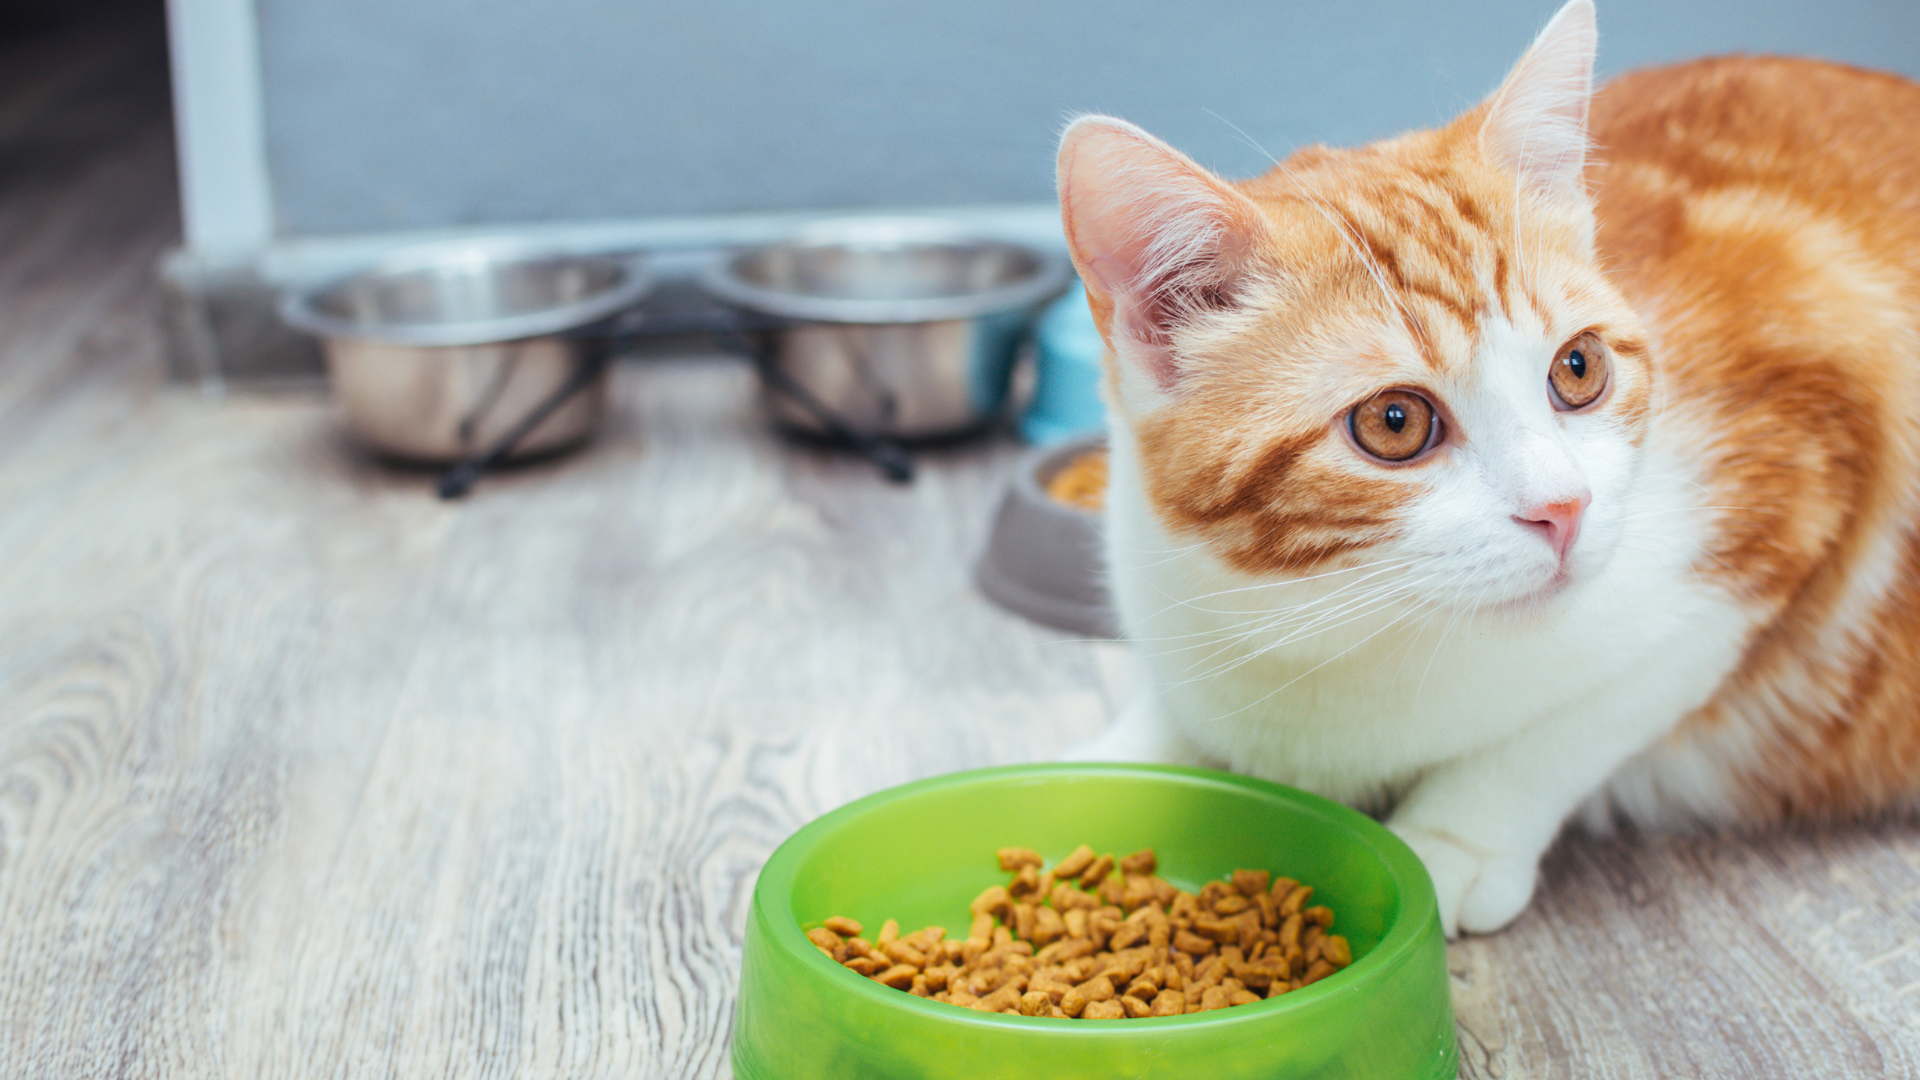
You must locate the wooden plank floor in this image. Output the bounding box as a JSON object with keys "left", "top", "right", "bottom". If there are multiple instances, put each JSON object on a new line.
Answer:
{"left": 3, "top": 5, "right": 1919, "bottom": 1078}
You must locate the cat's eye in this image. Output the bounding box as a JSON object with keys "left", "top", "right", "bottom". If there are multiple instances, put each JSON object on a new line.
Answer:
{"left": 1549, "top": 332, "right": 1610, "bottom": 410}
{"left": 1348, "top": 389, "right": 1439, "bottom": 463}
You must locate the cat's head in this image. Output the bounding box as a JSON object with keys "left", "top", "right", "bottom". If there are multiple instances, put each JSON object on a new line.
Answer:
{"left": 1059, "top": 0, "right": 1652, "bottom": 610}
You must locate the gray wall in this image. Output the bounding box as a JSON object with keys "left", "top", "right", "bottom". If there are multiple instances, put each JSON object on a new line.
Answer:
{"left": 256, "top": 0, "right": 1920, "bottom": 238}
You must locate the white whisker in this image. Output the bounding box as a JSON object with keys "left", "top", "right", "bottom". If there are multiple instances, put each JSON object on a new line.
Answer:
{"left": 1159, "top": 571, "right": 1448, "bottom": 688}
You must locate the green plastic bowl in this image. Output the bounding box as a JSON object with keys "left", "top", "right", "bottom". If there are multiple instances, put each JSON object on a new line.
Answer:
{"left": 733, "top": 764, "right": 1456, "bottom": 1080}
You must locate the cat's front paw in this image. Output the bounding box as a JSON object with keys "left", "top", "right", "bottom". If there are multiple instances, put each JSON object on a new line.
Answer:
{"left": 1060, "top": 721, "right": 1176, "bottom": 763}
{"left": 1388, "top": 824, "right": 1538, "bottom": 938}
{"left": 1061, "top": 693, "right": 1213, "bottom": 765}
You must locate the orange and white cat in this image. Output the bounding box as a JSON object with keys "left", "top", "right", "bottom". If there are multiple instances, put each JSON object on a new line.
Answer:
{"left": 1058, "top": 0, "right": 1920, "bottom": 935}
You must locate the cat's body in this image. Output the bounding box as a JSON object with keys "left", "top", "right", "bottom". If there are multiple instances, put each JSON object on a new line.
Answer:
{"left": 1059, "top": 1, "right": 1920, "bottom": 935}
{"left": 1587, "top": 57, "right": 1920, "bottom": 824}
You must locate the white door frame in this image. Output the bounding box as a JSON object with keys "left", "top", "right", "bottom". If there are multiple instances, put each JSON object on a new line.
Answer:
{"left": 165, "top": 0, "right": 275, "bottom": 256}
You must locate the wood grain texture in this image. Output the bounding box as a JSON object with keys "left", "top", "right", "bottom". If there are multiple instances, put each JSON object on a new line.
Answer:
{"left": 1452, "top": 825, "right": 1920, "bottom": 1079}
{"left": 4, "top": 6, "right": 1920, "bottom": 1078}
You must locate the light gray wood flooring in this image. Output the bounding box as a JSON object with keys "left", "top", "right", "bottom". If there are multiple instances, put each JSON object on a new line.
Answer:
{"left": 3, "top": 5, "right": 1918, "bottom": 1077}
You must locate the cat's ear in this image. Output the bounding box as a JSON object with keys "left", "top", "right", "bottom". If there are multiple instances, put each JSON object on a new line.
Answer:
{"left": 1481, "top": 0, "right": 1596, "bottom": 202}
{"left": 1057, "top": 115, "right": 1262, "bottom": 397}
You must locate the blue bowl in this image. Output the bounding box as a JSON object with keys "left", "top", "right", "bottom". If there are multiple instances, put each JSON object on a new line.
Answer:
{"left": 1021, "top": 281, "right": 1107, "bottom": 445}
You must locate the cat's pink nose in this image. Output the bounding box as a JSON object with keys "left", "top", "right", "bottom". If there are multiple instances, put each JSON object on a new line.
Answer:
{"left": 1515, "top": 494, "right": 1589, "bottom": 562}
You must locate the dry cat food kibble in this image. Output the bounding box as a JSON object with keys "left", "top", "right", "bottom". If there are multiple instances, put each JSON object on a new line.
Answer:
{"left": 804, "top": 845, "right": 1352, "bottom": 1019}
{"left": 1044, "top": 449, "right": 1108, "bottom": 512}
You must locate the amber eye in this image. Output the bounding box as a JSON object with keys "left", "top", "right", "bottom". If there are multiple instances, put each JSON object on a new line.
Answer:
{"left": 1348, "top": 389, "right": 1439, "bottom": 462}
{"left": 1549, "top": 332, "right": 1610, "bottom": 410}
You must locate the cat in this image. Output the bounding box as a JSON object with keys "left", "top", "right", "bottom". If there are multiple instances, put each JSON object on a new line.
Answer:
{"left": 1056, "top": 0, "right": 1920, "bottom": 937}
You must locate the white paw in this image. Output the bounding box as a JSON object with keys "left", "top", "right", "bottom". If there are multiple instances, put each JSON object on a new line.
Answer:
{"left": 1060, "top": 721, "right": 1173, "bottom": 763}
{"left": 1389, "top": 824, "right": 1539, "bottom": 938}
{"left": 1061, "top": 692, "right": 1212, "bottom": 766}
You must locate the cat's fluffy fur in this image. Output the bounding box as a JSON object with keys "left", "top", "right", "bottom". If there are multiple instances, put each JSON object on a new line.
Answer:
{"left": 1057, "top": 0, "right": 1920, "bottom": 936}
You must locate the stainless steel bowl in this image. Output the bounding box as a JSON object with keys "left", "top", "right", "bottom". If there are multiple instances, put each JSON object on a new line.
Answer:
{"left": 701, "top": 218, "right": 1071, "bottom": 440}
{"left": 280, "top": 239, "right": 651, "bottom": 463}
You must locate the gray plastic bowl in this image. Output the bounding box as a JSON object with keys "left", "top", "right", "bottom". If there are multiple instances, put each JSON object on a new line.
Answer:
{"left": 975, "top": 434, "right": 1118, "bottom": 638}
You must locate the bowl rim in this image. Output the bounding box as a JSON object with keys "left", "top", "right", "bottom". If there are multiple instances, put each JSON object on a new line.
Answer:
{"left": 278, "top": 237, "right": 653, "bottom": 347}
{"left": 752, "top": 761, "right": 1440, "bottom": 1036}
{"left": 700, "top": 216, "right": 1072, "bottom": 325}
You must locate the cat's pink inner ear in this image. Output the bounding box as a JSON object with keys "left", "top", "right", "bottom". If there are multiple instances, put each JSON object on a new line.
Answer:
{"left": 1057, "top": 115, "right": 1253, "bottom": 391}
{"left": 1481, "top": 0, "right": 1596, "bottom": 200}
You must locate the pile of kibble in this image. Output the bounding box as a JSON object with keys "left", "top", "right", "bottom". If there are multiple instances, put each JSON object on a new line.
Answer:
{"left": 1043, "top": 448, "right": 1108, "bottom": 512}
{"left": 804, "top": 844, "right": 1352, "bottom": 1019}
